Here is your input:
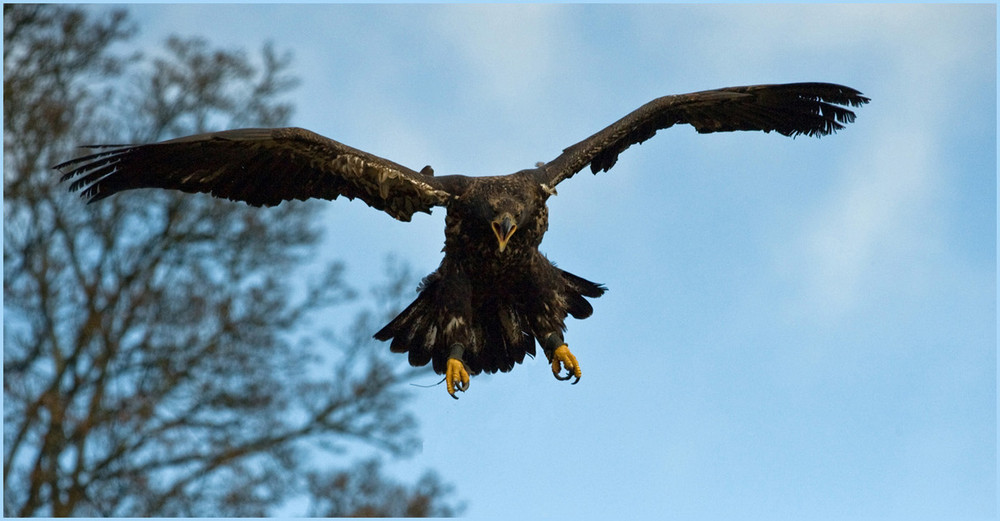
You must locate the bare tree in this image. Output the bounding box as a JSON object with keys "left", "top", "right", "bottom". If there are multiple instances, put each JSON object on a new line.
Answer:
{"left": 4, "top": 5, "right": 461, "bottom": 516}
{"left": 306, "top": 458, "right": 465, "bottom": 517}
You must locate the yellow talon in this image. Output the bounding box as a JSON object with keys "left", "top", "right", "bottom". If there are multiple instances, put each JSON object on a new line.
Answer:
{"left": 551, "top": 344, "right": 582, "bottom": 384}
{"left": 446, "top": 358, "right": 470, "bottom": 399}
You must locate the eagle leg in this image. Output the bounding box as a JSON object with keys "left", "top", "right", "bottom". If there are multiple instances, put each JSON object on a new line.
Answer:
{"left": 446, "top": 343, "right": 470, "bottom": 399}
{"left": 551, "top": 345, "right": 581, "bottom": 384}
{"left": 543, "top": 333, "right": 581, "bottom": 384}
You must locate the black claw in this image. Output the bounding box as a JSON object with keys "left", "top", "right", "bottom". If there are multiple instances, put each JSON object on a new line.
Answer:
{"left": 555, "top": 371, "right": 572, "bottom": 381}
{"left": 450, "top": 392, "right": 459, "bottom": 400}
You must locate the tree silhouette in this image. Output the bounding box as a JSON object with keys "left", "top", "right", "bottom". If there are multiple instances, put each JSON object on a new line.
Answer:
{"left": 4, "top": 5, "right": 461, "bottom": 516}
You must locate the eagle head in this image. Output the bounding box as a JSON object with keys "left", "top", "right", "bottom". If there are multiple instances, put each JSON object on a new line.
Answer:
{"left": 483, "top": 191, "right": 532, "bottom": 254}
{"left": 459, "top": 175, "right": 541, "bottom": 255}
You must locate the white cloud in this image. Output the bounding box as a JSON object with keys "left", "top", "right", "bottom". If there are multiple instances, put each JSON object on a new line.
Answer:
{"left": 426, "top": 5, "right": 572, "bottom": 109}
{"left": 739, "top": 4, "right": 991, "bottom": 321}
{"left": 788, "top": 127, "right": 942, "bottom": 319}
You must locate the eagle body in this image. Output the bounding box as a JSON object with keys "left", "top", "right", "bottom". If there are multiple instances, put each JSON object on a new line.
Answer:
{"left": 56, "top": 82, "right": 869, "bottom": 398}
{"left": 375, "top": 172, "right": 605, "bottom": 376}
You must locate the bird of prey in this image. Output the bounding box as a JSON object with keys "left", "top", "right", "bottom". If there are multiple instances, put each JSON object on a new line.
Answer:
{"left": 57, "top": 82, "right": 869, "bottom": 399}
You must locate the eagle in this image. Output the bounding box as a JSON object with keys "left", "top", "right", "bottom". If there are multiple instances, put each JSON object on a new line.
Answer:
{"left": 56, "top": 82, "right": 869, "bottom": 398}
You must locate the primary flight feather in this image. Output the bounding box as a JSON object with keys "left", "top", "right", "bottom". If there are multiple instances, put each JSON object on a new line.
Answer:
{"left": 57, "top": 82, "right": 869, "bottom": 398}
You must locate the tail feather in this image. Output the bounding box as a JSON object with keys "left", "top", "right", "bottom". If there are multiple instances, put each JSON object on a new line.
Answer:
{"left": 559, "top": 269, "right": 607, "bottom": 319}
{"left": 480, "top": 305, "right": 536, "bottom": 372}
{"left": 374, "top": 268, "right": 607, "bottom": 374}
{"left": 374, "top": 277, "right": 438, "bottom": 368}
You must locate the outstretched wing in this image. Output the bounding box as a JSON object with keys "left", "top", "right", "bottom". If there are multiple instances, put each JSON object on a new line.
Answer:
{"left": 56, "top": 127, "right": 463, "bottom": 221}
{"left": 536, "top": 82, "right": 870, "bottom": 189}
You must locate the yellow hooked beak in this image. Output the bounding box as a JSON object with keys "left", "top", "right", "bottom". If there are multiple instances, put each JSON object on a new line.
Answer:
{"left": 491, "top": 214, "right": 517, "bottom": 253}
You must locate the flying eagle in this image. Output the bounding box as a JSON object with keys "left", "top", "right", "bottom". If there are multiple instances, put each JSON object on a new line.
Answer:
{"left": 57, "top": 82, "right": 869, "bottom": 398}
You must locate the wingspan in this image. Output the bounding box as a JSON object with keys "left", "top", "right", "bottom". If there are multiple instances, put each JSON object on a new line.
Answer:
{"left": 55, "top": 127, "right": 463, "bottom": 221}
{"left": 535, "top": 82, "right": 870, "bottom": 189}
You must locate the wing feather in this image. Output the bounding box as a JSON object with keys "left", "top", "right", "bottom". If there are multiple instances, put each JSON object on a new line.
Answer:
{"left": 55, "top": 127, "right": 461, "bottom": 221}
{"left": 537, "top": 83, "right": 869, "bottom": 188}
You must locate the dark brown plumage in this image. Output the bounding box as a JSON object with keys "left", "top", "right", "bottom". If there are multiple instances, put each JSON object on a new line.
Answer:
{"left": 56, "top": 82, "right": 869, "bottom": 398}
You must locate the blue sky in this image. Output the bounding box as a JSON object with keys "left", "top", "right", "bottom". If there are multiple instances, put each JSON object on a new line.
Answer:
{"left": 115, "top": 4, "right": 994, "bottom": 519}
